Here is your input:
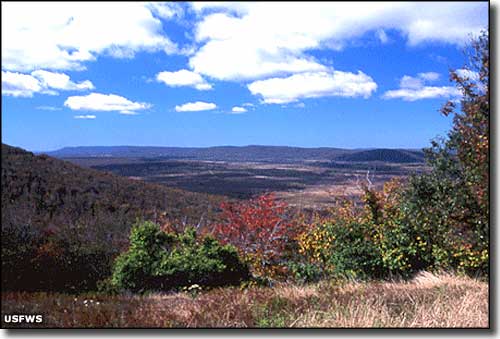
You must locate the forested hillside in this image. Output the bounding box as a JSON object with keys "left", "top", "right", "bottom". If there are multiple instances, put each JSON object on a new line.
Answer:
{"left": 1, "top": 144, "right": 222, "bottom": 291}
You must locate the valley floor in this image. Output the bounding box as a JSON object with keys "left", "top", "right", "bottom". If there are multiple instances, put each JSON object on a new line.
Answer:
{"left": 65, "top": 156, "right": 428, "bottom": 208}
{"left": 1, "top": 272, "right": 488, "bottom": 328}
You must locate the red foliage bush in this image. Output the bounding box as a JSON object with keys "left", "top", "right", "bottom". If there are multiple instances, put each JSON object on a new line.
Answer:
{"left": 211, "top": 193, "right": 301, "bottom": 278}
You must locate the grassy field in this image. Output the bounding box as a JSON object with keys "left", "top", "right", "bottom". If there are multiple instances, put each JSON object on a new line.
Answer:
{"left": 1, "top": 272, "right": 488, "bottom": 328}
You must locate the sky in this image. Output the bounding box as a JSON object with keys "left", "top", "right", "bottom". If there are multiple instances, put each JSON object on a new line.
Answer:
{"left": 1, "top": 2, "right": 489, "bottom": 151}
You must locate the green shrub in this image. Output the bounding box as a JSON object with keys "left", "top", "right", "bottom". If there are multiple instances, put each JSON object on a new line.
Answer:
{"left": 287, "top": 261, "right": 323, "bottom": 283}
{"left": 297, "top": 219, "right": 385, "bottom": 280}
{"left": 111, "top": 221, "right": 250, "bottom": 292}
{"left": 323, "top": 221, "right": 385, "bottom": 279}
{"left": 397, "top": 170, "right": 488, "bottom": 275}
{"left": 359, "top": 169, "right": 488, "bottom": 278}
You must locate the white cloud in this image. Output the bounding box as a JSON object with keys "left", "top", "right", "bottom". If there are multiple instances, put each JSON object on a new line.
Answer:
{"left": 383, "top": 86, "right": 460, "bottom": 101}
{"left": 2, "top": 70, "right": 94, "bottom": 97}
{"left": 2, "top": 2, "right": 178, "bottom": 72}
{"left": 31, "top": 70, "right": 94, "bottom": 91}
{"left": 189, "top": 2, "right": 487, "bottom": 81}
{"left": 417, "top": 72, "right": 440, "bottom": 82}
{"left": 175, "top": 101, "right": 217, "bottom": 112}
{"left": 247, "top": 70, "right": 377, "bottom": 104}
{"left": 383, "top": 72, "right": 459, "bottom": 101}
{"left": 64, "top": 93, "right": 151, "bottom": 114}
{"left": 189, "top": 38, "right": 326, "bottom": 81}
{"left": 2, "top": 71, "right": 44, "bottom": 97}
{"left": 242, "top": 102, "right": 255, "bottom": 107}
{"left": 156, "top": 69, "right": 212, "bottom": 90}
{"left": 399, "top": 72, "right": 440, "bottom": 89}
{"left": 399, "top": 75, "right": 424, "bottom": 89}
{"left": 231, "top": 106, "right": 247, "bottom": 113}
{"left": 74, "top": 114, "right": 96, "bottom": 119}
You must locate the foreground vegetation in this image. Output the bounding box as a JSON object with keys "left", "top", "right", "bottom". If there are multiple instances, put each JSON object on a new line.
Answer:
{"left": 1, "top": 272, "right": 487, "bottom": 328}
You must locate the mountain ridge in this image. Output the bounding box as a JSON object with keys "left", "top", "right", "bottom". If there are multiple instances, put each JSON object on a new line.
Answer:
{"left": 40, "top": 145, "right": 425, "bottom": 163}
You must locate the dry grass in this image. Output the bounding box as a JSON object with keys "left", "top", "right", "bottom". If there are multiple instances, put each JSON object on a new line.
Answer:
{"left": 1, "top": 272, "right": 488, "bottom": 328}
{"left": 292, "top": 272, "right": 488, "bottom": 328}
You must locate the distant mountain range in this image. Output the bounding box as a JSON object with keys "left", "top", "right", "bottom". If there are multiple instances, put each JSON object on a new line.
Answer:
{"left": 336, "top": 149, "right": 425, "bottom": 163}
{"left": 42, "top": 145, "right": 425, "bottom": 164}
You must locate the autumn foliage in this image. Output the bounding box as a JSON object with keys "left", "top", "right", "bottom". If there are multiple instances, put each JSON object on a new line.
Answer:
{"left": 442, "top": 32, "right": 489, "bottom": 211}
{"left": 211, "top": 193, "right": 301, "bottom": 279}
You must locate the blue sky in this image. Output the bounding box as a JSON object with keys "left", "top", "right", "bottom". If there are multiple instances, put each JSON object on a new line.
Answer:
{"left": 1, "top": 2, "right": 488, "bottom": 151}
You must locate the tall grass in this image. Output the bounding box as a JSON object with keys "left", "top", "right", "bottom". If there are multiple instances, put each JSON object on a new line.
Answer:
{"left": 1, "top": 272, "right": 488, "bottom": 328}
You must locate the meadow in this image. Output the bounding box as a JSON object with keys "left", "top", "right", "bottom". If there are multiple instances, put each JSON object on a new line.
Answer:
{"left": 1, "top": 272, "right": 488, "bottom": 328}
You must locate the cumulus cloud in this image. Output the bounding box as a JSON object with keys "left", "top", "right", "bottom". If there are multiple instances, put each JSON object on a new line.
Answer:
{"left": 64, "top": 93, "right": 151, "bottom": 114}
{"left": 2, "top": 71, "right": 45, "bottom": 97}
{"left": 188, "top": 2, "right": 487, "bottom": 81}
{"left": 247, "top": 70, "right": 377, "bottom": 104}
{"left": 175, "top": 101, "right": 217, "bottom": 112}
{"left": 399, "top": 75, "right": 424, "bottom": 89}
{"left": 383, "top": 87, "right": 460, "bottom": 101}
{"left": 383, "top": 72, "right": 459, "bottom": 101}
{"left": 417, "top": 72, "right": 440, "bottom": 82}
{"left": 31, "top": 70, "right": 94, "bottom": 91}
{"left": 74, "top": 114, "right": 96, "bottom": 119}
{"left": 2, "top": 70, "right": 93, "bottom": 97}
{"left": 399, "top": 72, "right": 440, "bottom": 89}
{"left": 156, "top": 69, "right": 212, "bottom": 90}
{"left": 231, "top": 106, "right": 247, "bottom": 113}
{"left": 2, "top": 2, "right": 178, "bottom": 72}
{"left": 189, "top": 39, "right": 326, "bottom": 81}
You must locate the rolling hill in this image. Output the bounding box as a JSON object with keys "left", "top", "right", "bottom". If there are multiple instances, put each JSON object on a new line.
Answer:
{"left": 336, "top": 148, "right": 425, "bottom": 163}
{"left": 2, "top": 143, "right": 224, "bottom": 291}
{"left": 2, "top": 143, "right": 222, "bottom": 236}
{"left": 43, "top": 145, "right": 424, "bottom": 163}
